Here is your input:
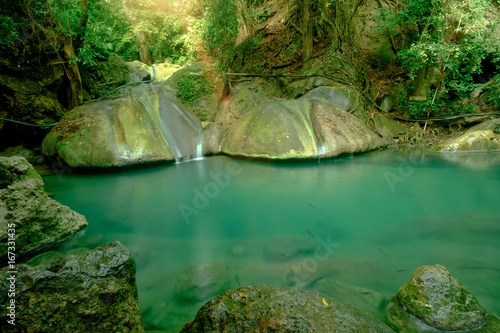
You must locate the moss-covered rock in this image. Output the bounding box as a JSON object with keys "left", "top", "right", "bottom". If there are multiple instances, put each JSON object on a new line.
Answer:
{"left": 387, "top": 264, "right": 488, "bottom": 331}
{"left": 0, "top": 178, "right": 88, "bottom": 262}
{"left": 0, "top": 156, "right": 42, "bottom": 189}
{"left": 180, "top": 285, "right": 395, "bottom": 332}
{"left": 175, "top": 261, "right": 231, "bottom": 303}
{"left": 373, "top": 114, "right": 408, "bottom": 138}
{"left": 42, "top": 85, "right": 202, "bottom": 168}
{"left": 221, "top": 86, "right": 385, "bottom": 159}
{"left": 0, "top": 241, "right": 144, "bottom": 332}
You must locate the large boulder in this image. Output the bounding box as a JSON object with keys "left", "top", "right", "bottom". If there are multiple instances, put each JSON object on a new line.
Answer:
{"left": 386, "top": 264, "right": 499, "bottom": 332}
{"left": 0, "top": 156, "right": 42, "bottom": 188}
{"left": 180, "top": 285, "right": 395, "bottom": 332}
{"left": 42, "top": 84, "right": 202, "bottom": 168}
{"left": 175, "top": 261, "right": 231, "bottom": 303}
{"left": 221, "top": 86, "right": 385, "bottom": 159}
{"left": 0, "top": 157, "right": 88, "bottom": 261}
{"left": 0, "top": 241, "right": 145, "bottom": 332}
{"left": 0, "top": 177, "right": 88, "bottom": 262}
{"left": 430, "top": 119, "right": 500, "bottom": 153}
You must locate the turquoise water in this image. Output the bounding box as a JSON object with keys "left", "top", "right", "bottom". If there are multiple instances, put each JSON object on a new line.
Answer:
{"left": 43, "top": 150, "right": 500, "bottom": 331}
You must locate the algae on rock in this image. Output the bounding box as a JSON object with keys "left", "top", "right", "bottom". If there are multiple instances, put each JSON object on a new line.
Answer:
{"left": 0, "top": 241, "right": 144, "bottom": 333}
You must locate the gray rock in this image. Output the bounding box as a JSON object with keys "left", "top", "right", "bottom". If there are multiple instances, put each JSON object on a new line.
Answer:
{"left": 175, "top": 260, "right": 231, "bottom": 303}
{"left": 0, "top": 146, "right": 35, "bottom": 164}
{"left": 0, "top": 241, "right": 145, "bottom": 332}
{"left": 430, "top": 119, "right": 500, "bottom": 153}
{"left": 387, "top": 264, "right": 487, "bottom": 331}
{"left": 0, "top": 178, "right": 88, "bottom": 261}
{"left": 180, "top": 285, "right": 395, "bottom": 332}
{"left": 0, "top": 156, "right": 42, "bottom": 189}
{"left": 373, "top": 114, "right": 408, "bottom": 138}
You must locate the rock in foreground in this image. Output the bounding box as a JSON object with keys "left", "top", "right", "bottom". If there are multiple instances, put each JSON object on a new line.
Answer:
{"left": 0, "top": 157, "right": 88, "bottom": 261}
{"left": 0, "top": 156, "right": 42, "bottom": 188}
{"left": 387, "top": 264, "right": 490, "bottom": 332}
{"left": 180, "top": 285, "right": 394, "bottom": 332}
{"left": 0, "top": 241, "right": 144, "bottom": 332}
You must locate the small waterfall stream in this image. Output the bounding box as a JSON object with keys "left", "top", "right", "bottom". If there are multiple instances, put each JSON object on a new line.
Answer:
{"left": 157, "top": 89, "right": 203, "bottom": 163}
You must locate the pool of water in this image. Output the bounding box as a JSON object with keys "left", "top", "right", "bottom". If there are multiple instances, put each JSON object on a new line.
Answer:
{"left": 42, "top": 149, "right": 500, "bottom": 331}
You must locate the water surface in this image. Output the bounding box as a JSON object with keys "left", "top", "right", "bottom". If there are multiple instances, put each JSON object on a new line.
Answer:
{"left": 43, "top": 150, "right": 500, "bottom": 332}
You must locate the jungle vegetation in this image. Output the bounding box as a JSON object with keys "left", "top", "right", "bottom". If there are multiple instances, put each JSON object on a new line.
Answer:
{"left": 1, "top": 0, "right": 499, "bottom": 115}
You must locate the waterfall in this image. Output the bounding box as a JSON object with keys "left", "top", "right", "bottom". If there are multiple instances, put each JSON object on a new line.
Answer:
{"left": 157, "top": 89, "right": 204, "bottom": 163}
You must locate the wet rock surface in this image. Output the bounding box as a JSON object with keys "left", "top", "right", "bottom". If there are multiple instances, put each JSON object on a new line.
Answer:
{"left": 42, "top": 84, "right": 202, "bottom": 168}
{"left": 0, "top": 241, "right": 144, "bottom": 332}
{"left": 221, "top": 86, "right": 385, "bottom": 159}
{"left": 387, "top": 264, "right": 488, "bottom": 332}
{"left": 180, "top": 284, "right": 395, "bottom": 332}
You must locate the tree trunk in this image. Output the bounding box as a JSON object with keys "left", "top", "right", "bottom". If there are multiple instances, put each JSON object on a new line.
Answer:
{"left": 121, "top": 0, "right": 153, "bottom": 65}
{"left": 136, "top": 31, "right": 153, "bottom": 65}
{"left": 303, "top": 1, "right": 313, "bottom": 62}
{"left": 74, "top": 0, "right": 89, "bottom": 51}
{"left": 62, "top": 39, "right": 83, "bottom": 110}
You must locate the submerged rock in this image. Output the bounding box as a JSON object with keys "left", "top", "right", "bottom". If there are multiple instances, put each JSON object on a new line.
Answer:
{"left": 316, "top": 279, "right": 387, "bottom": 321}
{"left": 221, "top": 86, "right": 385, "bottom": 159}
{"left": 0, "top": 241, "right": 144, "bottom": 332}
{"left": 387, "top": 264, "right": 489, "bottom": 332}
{"left": 0, "top": 174, "right": 88, "bottom": 261}
{"left": 0, "top": 156, "right": 42, "bottom": 188}
{"left": 180, "top": 285, "right": 395, "bottom": 332}
{"left": 42, "top": 84, "right": 202, "bottom": 168}
{"left": 175, "top": 260, "right": 231, "bottom": 303}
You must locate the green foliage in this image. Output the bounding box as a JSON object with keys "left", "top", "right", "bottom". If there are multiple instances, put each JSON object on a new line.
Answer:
{"left": 1, "top": 0, "right": 202, "bottom": 66}
{"left": 177, "top": 73, "right": 211, "bottom": 107}
{"left": 203, "top": 0, "right": 239, "bottom": 70}
{"left": 378, "top": 0, "right": 500, "bottom": 115}
{"left": 485, "top": 75, "right": 500, "bottom": 107}
{"left": 0, "top": 15, "right": 21, "bottom": 50}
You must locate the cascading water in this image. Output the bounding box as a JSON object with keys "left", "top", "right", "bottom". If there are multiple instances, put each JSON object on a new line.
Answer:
{"left": 157, "top": 89, "right": 204, "bottom": 163}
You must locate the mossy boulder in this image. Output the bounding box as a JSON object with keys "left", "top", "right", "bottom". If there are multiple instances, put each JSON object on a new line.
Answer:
{"left": 0, "top": 156, "right": 42, "bottom": 189}
{"left": 221, "top": 86, "right": 385, "bottom": 159}
{"left": 387, "top": 264, "right": 488, "bottom": 331}
{"left": 175, "top": 261, "right": 231, "bottom": 303}
{"left": 0, "top": 178, "right": 88, "bottom": 262}
{"left": 42, "top": 85, "right": 202, "bottom": 168}
{"left": 0, "top": 241, "right": 144, "bottom": 332}
{"left": 180, "top": 285, "right": 395, "bottom": 332}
